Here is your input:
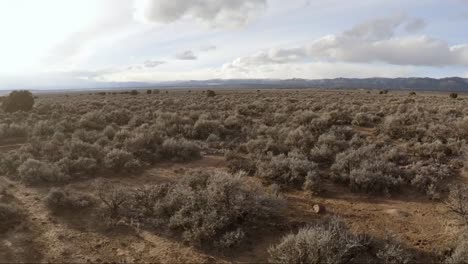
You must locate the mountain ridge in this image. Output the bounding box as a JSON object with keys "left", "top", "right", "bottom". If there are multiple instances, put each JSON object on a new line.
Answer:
{"left": 3, "top": 77, "right": 468, "bottom": 93}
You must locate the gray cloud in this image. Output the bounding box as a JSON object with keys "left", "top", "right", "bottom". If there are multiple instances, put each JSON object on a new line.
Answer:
{"left": 144, "top": 60, "right": 166, "bottom": 67}
{"left": 404, "top": 18, "right": 426, "bottom": 33}
{"left": 225, "top": 15, "right": 468, "bottom": 69}
{"left": 134, "top": 0, "right": 267, "bottom": 27}
{"left": 200, "top": 45, "right": 217, "bottom": 52}
{"left": 343, "top": 14, "right": 425, "bottom": 41}
{"left": 175, "top": 50, "right": 197, "bottom": 60}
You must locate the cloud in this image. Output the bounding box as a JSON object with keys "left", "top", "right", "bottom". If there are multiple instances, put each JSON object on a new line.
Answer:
{"left": 175, "top": 50, "right": 197, "bottom": 60}
{"left": 223, "top": 15, "right": 468, "bottom": 69}
{"left": 221, "top": 62, "right": 416, "bottom": 79}
{"left": 144, "top": 60, "right": 166, "bottom": 67}
{"left": 200, "top": 45, "right": 217, "bottom": 52}
{"left": 343, "top": 14, "right": 425, "bottom": 41}
{"left": 134, "top": 0, "right": 267, "bottom": 27}
{"left": 91, "top": 61, "right": 417, "bottom": 83}
{"left": 404, "top": 18, "right": 426, "bottom": 33}
{"left": 125, "top": 60, "right": 166, "bottom": 71}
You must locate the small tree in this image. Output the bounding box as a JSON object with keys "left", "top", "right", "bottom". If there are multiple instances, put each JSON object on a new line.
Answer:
{"left": 130, "top": 90, "right": 139, "bottom": 95}
{"left": 379, "top": 90, "right": 389, "bottom": 95}
{"left": 450, "top": 93, "right": 458, "bottom": 99}
{"left": 206, "top": 90, "right": 216, "bottom": 97}
{"left": 146, "top": 90, "right": 152, "bottom": 95}
{"left": 2, "top": 90, "right": 34, "bottom": 113}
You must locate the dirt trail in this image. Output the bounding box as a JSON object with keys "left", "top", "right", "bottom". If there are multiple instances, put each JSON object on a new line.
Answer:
{"left": 1, "top": 177, "right": 80, "bottom": 262}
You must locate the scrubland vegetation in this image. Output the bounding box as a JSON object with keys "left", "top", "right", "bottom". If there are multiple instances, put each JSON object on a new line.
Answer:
{"left": 1, "top": 89, "right": 468, "bottom": 263}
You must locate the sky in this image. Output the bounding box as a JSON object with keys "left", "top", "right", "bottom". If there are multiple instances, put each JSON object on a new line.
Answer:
{"left": 0, "top": 0, "right": 467, "bottom": 89}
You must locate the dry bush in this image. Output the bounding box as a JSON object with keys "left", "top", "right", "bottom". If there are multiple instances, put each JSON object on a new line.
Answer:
{"left": 352, "top": 112, "right": 380, "bottom": 127}
{"left": 32, "top": 120, "right": 55, "bottom": 138}
{"left": 0, "top": 151, "right": 25, "bottom": 176}
{"left": 192, "top": 119, "right": 223, "bottom": 140}
{"left": 303, "top": 171, "right": 324, "bottom": 194}
{"left": 160, "top": 138, "right": 200, "bottom": 161}
{"left": 410, "top": 162, "right": 452, "bottom": 198}
{"left": 376, "top": 236, "right": 413, "bottom": 264}
{"left": 268, "top": 217, "right": 371, "bottom": 264}
{"left": 18, "top": 158, "right": 67, "bottom": 184}
{"left": 102, "top": 125, "right": 117, "bottom": 139}
{"left": 331, "top": 145, "right": 404, "bottom": 194}
{"left": 105, "top": 109, "right": 132, "bottom": 126}
{"left": 124, "top": 130, "right": 163, "bottom": 163}
{"left": 225, "top": 151, "right": 257, "bottom": 175}
{"left": 0, "top": 203, "right": 22, "bottom": 233}
{"left": 45, "top": 188, "right": 95, "bottom": 211}
{"left": 446, "top": 184, "right": 468, "bottom": 225}
{"left": 446, "top": 231, "right": 468, "bottom": 264}
{"left": 103, "top": 149, "right": 141, "bottom": 173}
{"left": 98, "top": 182, "right": 130, "bottom": 219}
{"left": 1, "top": 89, "right": 466, "bottom": 201}
{"left": 67, "top": 140, "right": 103, "bottom": 160}
{"left": 118, "top": 170, "right": 284, "bottom": 248}
{"left": 0, "top": 123, "right": 28, "bottom": 139}
{"left": 257, "top": 153, "right": 318, "bottom": 189}
{"left": 69, "top": 157, "right": 99, "bottom": 176}
{"left": 79, "top": 111, "right": 106, "bottom": 130}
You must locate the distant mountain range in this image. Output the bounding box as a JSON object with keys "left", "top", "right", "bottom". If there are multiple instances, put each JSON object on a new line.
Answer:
{"left": 3, "top": 77, "right": 468, "bottom": 94}
{"left": 148, "top": 77, "right": 468, "bottom": 91}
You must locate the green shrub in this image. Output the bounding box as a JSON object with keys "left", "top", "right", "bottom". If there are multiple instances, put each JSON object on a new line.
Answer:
{"left": 1, "top": 90, "right": 34, "bottom": 113}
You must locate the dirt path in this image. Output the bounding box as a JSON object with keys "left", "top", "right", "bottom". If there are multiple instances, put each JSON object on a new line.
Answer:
{"left": 1, "top": 177, "right": 80, "bottom": 262}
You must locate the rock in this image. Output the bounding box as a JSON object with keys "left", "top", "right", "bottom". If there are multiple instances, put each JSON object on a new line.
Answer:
{"left": 116, "top": 249, "right": 127, "bottom": 257}
{"left": 385, "top": 209, "right": 410, "bottom": 217}
{"left": 313, "top": 204, "right": 326, "bottom": 214}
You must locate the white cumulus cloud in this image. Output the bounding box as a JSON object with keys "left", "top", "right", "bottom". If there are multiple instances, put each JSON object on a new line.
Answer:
{"left": 223, "top": 14, "right": 468, "bottom": 71}
{"left": 134, "top": 0, "right": 267, "bottom": 27}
